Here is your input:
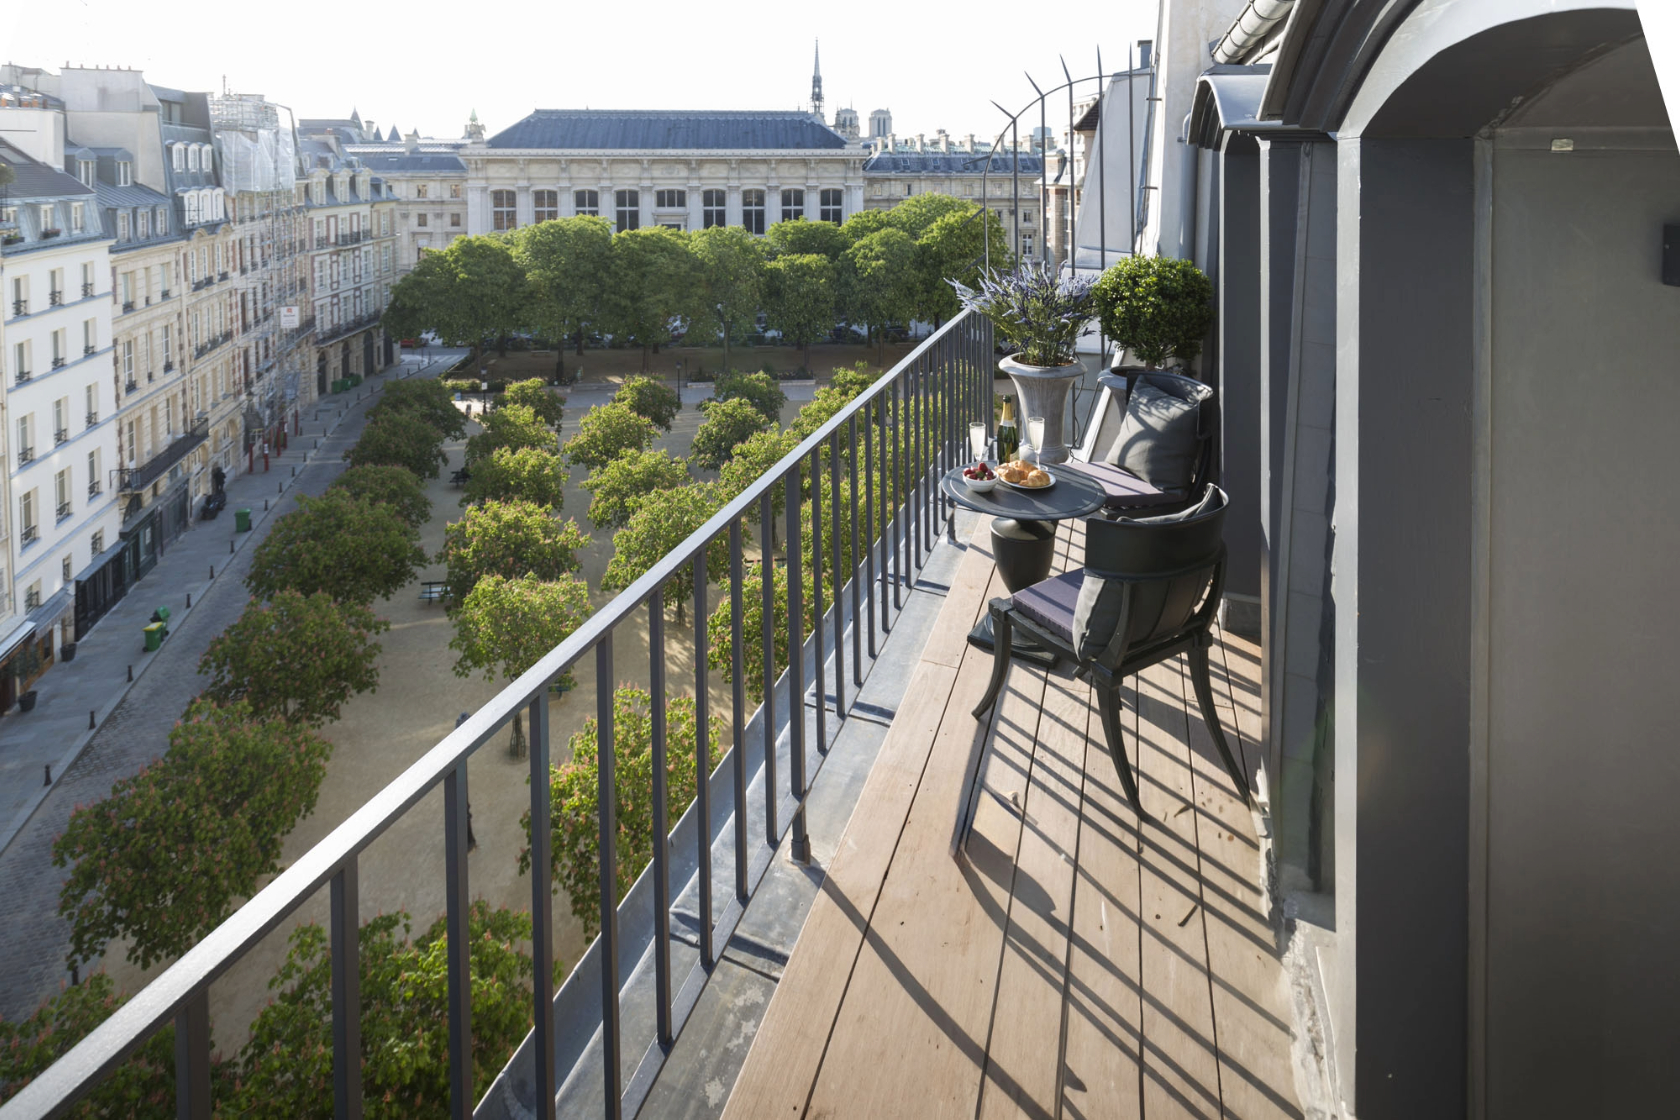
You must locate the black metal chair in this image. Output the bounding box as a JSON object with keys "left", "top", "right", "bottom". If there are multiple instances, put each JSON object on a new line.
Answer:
{"left": 970, "top": 486, "right": 1250, "bottom": 822}
{"left": 1062, "top": 370, "right": 1220, "bottom": 519}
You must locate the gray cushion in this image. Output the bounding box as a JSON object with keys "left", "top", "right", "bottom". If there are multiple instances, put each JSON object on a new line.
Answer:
{"left": 1072, "top": 486, "right": 1222, "bottom": 662}
{"left": 1012, "top": 571, "right": 1080, "bottom": 643}
{"left": 1103, "top": 378, "right": 1210, "bottom": 493}
{"left": 1059, "top": 459, "right": 1177, "bottom": 510}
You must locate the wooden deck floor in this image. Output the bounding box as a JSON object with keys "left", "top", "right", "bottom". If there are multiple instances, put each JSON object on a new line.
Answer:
{"left": 723, "top": 518, "right": 1301, "bottom": 1120}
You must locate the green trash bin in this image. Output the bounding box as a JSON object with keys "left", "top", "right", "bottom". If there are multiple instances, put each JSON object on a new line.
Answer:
{"left": 235, "top": 508, "right": 252, "bottom": 532}
{"left": 143, "top": 622, "right": 165, "bottom": 652}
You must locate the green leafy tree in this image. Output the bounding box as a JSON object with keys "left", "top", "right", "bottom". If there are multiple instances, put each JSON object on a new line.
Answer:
{"left": 199, "top": 591, "right": 386, "bottom": 728}
{"left": 1091, "top": 254, "right": 1216, "bottom": 367}
{"left": 600, "top": 484, "right": 725, "bottom": 622}
{"left": 227, "top": 903, "right": 555, "bottom": 1119}
{"left": 0, "top": 973, "right": 216, "bottom": 1117}
{"left": 842, "top": 228, "right": 918, "bottom": 361}
{"left": 450, "top": 574, "right": 593, "bottom": 752}
{"left": 690, "top": 224, "right": 764, "bottom": 372}
{"left": 910, "top": 206, "right": 1011, "bottom": 326}
{"left": 581, "top": 448, "right": 690, "bottom": 530}
{"left": 691, "top": 397, "right": 773, "bottom": 471}
{"left": 716, "top": 427, "right": 795, "bottom": 540}
{"left": 883, "top": 193, "right": 974, "bottom": 240}
{"left": 765, "top": 218, "right": 847, "bottom": 262}
{"left": 499, "top": 378, "right": 566, "bottom": 428}
{"left": 54, "top": 699, "right": 333, "bottom": 970}
{"left": 383, "top": 235, "right": 530, "bottom": 361}
{"left": 562, "top": 402, "right": 658, "bottom": 473}
{"left": 438, "top": 499, "right": 589, "bottom": 605}
{"left": 611, "top": 375, "right": 681, "bottom": 431}
{"left": 344, "top": 410, "right": 449, "bottom": 479}
{"left": 763, "top": 253, "right": 837, "bottom": 359}
{"left": 605, "top": 226, "right": 701, "bottom": 370}
{"left": 514, "top": 215, "right": 612, "bottom": 375}
{"left": 462, "top": 446, "right": 567, "bottom": 511}
{"left": 839, "top": 208, "right": 893, "bottom": 245}
{"left": 329, "top": 464, "right": 431, "bottom": 529}
{"left": 464, "top": 403, "right": 558, "bottom": 468}
{"left": 246, "top": 491, "right": 426, "bottom": 605}
{"left": 789, "top": 365, "right": 877, "bottom": 441}
{"left": 521, "top": 688, "right": 714, "bottom": 937}
{"left": 368, "top": 378, "right": 467, "bottom": 440}
{"left": 712, "top": 370, "right": 787, "bottom": 425}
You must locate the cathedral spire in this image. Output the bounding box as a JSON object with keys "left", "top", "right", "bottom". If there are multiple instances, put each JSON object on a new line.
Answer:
{"left": 811, "top": 40, "right": 824, "bottom": 119}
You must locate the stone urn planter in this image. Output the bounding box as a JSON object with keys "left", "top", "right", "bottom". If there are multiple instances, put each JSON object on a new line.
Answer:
{"left": 998, "top": 354, "right": 1083, "bottom": 465}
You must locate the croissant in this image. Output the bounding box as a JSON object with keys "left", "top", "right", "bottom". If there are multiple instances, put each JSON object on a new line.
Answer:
{"left": 1025, "top": 469, "right": 1050, "bottom": 487}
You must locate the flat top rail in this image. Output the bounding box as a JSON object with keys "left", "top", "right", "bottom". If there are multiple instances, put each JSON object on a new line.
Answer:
{"left": 3, "top": 307, "right": 982, "bottom": 1120}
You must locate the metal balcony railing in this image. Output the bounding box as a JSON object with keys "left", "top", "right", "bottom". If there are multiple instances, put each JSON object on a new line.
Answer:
{"left": 56, "top": 500, "right": 71, "bottom": 522}
{"left": 13, "top": 368, "right": 30, "bottom": 385}
{"left": 82, "top": 281, "right": 95, "bottom": 298}
{"left": 50, "top": 289, "right": 64, "bottom": 306}
{"left": 84, "top": 343, "right": 97, "bottom": 357}
{"left": 161, "top": 288, "right": 172, "bottom": 299}
{"left": 9, "top": 309, "right": 997, "bottom": 1120}
{"left": 117, "top": 417, "right": 209, "bottom": 493}
{"left": 20, "top": 524, "right": 38, "bottom": 544}
{"left": 17, "top": 445, "right": 34, "bottom": 465}
{"left": 12, "top": 297, "right": 27, "bottom": 316}
{"left": 124, "top": 379, "right": 139, "bottom": 394}
{"left": 51, "top": 356, "right": 66, "bottom": 369}
{"left": 86, "top": 410, "right": 98, "bottom": 427}
{"left": 121, "top": 300, "right": 135, "bottom": 313}
{"left": 54, "top": 427, "right": 68, "bottom": 445}
{"left": 88, "top": 479, "right": 102, "bottom": 498}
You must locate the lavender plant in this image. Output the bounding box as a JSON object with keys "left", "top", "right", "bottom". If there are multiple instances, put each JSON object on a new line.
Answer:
{"left": 949, "top": 263, "right": 1097, "bottom": 367}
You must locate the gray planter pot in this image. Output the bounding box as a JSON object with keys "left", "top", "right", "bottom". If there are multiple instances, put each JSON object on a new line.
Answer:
{"left": 998, "top": 354, "right": 1083, "bottom": 465}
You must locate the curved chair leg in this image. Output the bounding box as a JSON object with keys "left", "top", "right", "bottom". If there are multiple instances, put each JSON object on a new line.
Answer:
{"left": 1096, "top": 681, "right": 1150, "bottom": 823}
{"left": 972, "top": 603, "right": 1013, "bottom": 719}
{"left": 1189, "top": 640, "right": 1252, "bottom": 805}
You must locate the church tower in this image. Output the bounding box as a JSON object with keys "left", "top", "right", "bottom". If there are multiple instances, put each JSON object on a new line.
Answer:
{"left": 810, "top": 41, "right": 824, "bottom": 120}
{"left": 464, "top": 109, "right": 485, "bottom": 142}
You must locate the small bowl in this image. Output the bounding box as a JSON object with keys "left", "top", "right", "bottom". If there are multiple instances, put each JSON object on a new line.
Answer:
{"left": 963, "top": 473, "right": 998, "bottom": 493}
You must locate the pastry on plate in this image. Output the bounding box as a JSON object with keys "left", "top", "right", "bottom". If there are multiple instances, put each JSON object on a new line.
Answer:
{"left": 1024, "top": 468, "right": 1050, "bottom": 487}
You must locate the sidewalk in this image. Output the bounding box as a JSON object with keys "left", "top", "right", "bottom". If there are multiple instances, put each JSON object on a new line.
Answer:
{"left": 0, "top": 351, "right": 460, "bottom": 857}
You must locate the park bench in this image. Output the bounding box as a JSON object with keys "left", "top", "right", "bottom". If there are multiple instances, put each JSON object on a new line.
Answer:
{"left": 419, "top": 581, "right": 450, "bottom": 603}
{"left": 450, "top": 468, "right": 470, "bottom": 487}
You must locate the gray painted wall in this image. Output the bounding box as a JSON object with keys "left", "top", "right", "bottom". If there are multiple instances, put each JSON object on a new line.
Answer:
{"left": 1483, "top": 130, "right": 1680, "bottom": 1119}
{"left": 1216, "top": 133, "right": 1263, "bottom": 619}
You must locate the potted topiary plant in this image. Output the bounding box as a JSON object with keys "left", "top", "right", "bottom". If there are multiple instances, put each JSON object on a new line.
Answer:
{"left": 1091, "top": 255, "right": 1215, "bottom": 370}
{"left": 12, "top": 641, "right": 45, "bottom": 712}
{"left": 950, "top": 263, "right": 1098, "bottom": 464}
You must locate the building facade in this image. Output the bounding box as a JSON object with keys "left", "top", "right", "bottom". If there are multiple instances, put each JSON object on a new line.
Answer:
{"left": 463, "top": 109, "right": 866, "bottom": 237}
{"left": 860, "top": 143, "right": 1048, "bottom": 260}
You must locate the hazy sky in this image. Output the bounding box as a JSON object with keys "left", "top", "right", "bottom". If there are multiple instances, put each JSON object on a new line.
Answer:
{"left": 11, "top": 0, "right": 1158, "bottom": 143}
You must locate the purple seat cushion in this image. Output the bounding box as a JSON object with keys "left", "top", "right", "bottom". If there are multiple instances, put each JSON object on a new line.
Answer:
{"left": 1060, "top": 459, "right": 1179, "bottom": 510}
{"left": 1011, "top": 571, "right": 1082, "bottom": 643}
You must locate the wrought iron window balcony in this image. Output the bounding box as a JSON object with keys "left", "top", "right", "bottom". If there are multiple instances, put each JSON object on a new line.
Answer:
{"left": 218, "top": 271, "right": 230, "bottom": 281}
{"left": 88, "top": 479, "right": 102, "bottom": 498}
{"left": 56, "top": 500, "right": 72, "bottom": 522}
{"left": 82, "top": 281, "right": 95, "bottom": 298}
{"left": 14, "top": 368, "right": 31, "bottom": 385}
{"left": 52, "top": 356, "right": 66, "bottom": 369}
{"left": 124, "top": 379, "right": 139, "bottom": 394}
{"left": 84, "top": 343, "right": 97, "bottom": 357}
{"left": 41, "top": 228, "right": 61, "bottom": 239}
{"left": 86, "top": 410, "right": 99, "bottom": 427}
{"left": 121, "top": 300, "right": 135, "bottom": 313}
{"left": 161, "top": 288, "right": 172, "bottom": 299}
{"left": 17, "top": 445, "right": 34, "bottom": 465}
{"left": 164, "top": 360, "right": 175, "bottom": 373}
{"left": 49, "top": 290, "right": 64, "bottom": 306}
{"left": 54, "top": 427, "right": 68, "bottom": 445}
{"left": 117, "top": 417, "right": 208, "bottom": 492}
{"left": 20, "top": 524, "right": 38, "bottom": 544}
{"left": 2, "top": 308, "right": 1002, "bottom": 1120}
{"left": 12, "top": 298, "right": 27, "bottom": 316}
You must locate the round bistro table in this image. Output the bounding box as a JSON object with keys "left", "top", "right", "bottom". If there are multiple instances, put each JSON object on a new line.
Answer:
{"left": 940, "top": 465, "right": 1107, "bottom": 664}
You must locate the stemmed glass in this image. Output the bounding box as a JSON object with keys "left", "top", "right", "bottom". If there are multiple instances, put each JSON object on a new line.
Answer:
{"left": 1025, "top": 416, "right": 1046, "bottom": 464}
{"left": 969, "top": 421, "right": 988, "bottom": 464}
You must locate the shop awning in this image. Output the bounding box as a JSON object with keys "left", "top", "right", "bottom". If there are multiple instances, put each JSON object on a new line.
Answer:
{"left": 0, "top": 618, "right": 33, "bottom": 663}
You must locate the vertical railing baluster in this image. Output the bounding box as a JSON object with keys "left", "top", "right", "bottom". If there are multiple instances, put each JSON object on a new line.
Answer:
{"left": 785, "top": 470, "right": 809, "bottom": 863}
{"left": 174, "top": 988, "right": 211, "bottom": 1120}
{"left": 809, "top": 448, "right": 827, "bottom": 753}
{"left": 331, "top": 858, "right": 363, "bottom": 1120}
{"left": 890, "top": 378, "right": 902, "bottom": 616}
{"left": 848, "top": 415, "right": 863, "bottom": 684}
{"left": 829, "top": 432, "right": 846, "bottom": 718}
{"left": 730, "top": 521, "right": 748, "bottom": 901}
{"left": 528, "top": 688, "right": 557, "bottom": 1120}
{"left": 864, "top": 405, "right": 878, "bottom": 658}
{"left": 693, "top": 544, "right": 713, "bottom": 967}
{"left": 760, "top": 491, "right": 777, "bottom": 847}
{"left": 443, "top": 760, "right": 472, "bottom": 1120}
{"left": 596, "top": 636, "right": 622, "bottom": 1118}
{"left": 649, "top": 592, "right": 672, "bottom": 1046}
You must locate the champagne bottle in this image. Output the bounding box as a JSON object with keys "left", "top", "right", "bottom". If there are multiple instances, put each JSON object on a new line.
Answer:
{"left": 997, "top": 396, "right": 1019, "bottom": 464}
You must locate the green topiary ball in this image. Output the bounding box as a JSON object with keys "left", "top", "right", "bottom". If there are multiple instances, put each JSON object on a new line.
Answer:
{"left": 1092, "top": 255, "right": 1215, "bottom": 368}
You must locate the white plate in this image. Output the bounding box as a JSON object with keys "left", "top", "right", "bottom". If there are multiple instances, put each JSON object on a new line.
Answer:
{"left": 999, "top": 468, "right": 1056, "bottom": 492}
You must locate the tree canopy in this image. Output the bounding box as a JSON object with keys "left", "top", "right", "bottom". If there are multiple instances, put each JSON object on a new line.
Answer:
{"left": 514, "top": 215, "right": 612, "bottom": 372}
{"left": 199, "top": 591, "right": 386, "bottom": 728}
{"left": 611, "top": 375, "right": 681, "bottom": 432}
{"left": 369, "top": 378, "right": 467, "bottom": 441}
{"left": 600, "top": 483, "right": 724, "bottom": 620}
{"left": 521, "top": 687, "right": 713, "bottom": 936}
{"left": 581, "top": 448, "right": 691, "bottom": 531}
{"left": 330, "top": 463, "right": 431, "bottom": 529}
{"left": 344, "top": 410, "right": 449, "bottom": 479}
{"left": 461, "top": 445, "right": 567, "bottom": 511}
{"left": 448, "top": 574, "right": 592, "bottom": 684}
{"left": 712, "top": 370, "right": 786, "bottom": 425}
{"left": 690, "top": 397, "right": 773, "bottom": 471}
{"left": 54, "top": 698, "right": 333, "bottom": 970}
{"left": 766, "top": 218, "right": 847, "bottom": 262}
{"left": 384, "top": 235, "right": 530, "bottom": 357}
{"left": 763, "top": 253, "right": 838, "bottom": 356}
{"left": 690, "top": 224, "right": 764, "bottom": 371}
{"left": 498, "top": 378, "right": 566, "bottom": 428}
{"left": 716, "top": 427, "right": 795, "bottom": 530}
{"left": 843, "top": 228, "right": 918, "bottom": 357}
{"left": 438, "top": 499, "right": 589, "bottom": 605}
{"left": 605, "top": 226, "right": 700, "bottom": 369}
{"left": 562, "top": 401, "right": 658, "bottom": 473}
{"left": 464, "top": 403, "right": 557, "bottom": 468}
{"left": 246, "top": 490, "right": 426, "bottom": 605}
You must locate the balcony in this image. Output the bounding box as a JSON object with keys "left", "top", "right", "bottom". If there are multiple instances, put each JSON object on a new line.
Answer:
{"left": 51, "top": 356, "right": 66, "bottom": 369}
{"left": 82, "top": 281, "right": 95, "bottom": 298}
{"left": 16, "top": 445, "right": 33, "bottom": 466}
{"left": 54, "top": 427, "right": 68, "bottom": 445}
{"left": 122, "top": 300, "right": 135, "bottom": 313}
{"left": 86, "top": 410, "right": 99, "bottom": 427}
{"left": 193, "top": 276, "right": 214, "bottom": 292}
{"left": 56, "top": 500, "right": 71, "bottom": 522}
{"left": 13, "top": 368, "right": 31, "bottom": 385}
{"left": 219, "top": 271, "right": 230, "bottom": 281}
{"left": 117, "top": 417, "right": 208, "bottom": 493}
{"left": 20, "top": 523, "right": 38, "bottom": 544}
{"left": 164, "top": 360, "right": 175, "bottom": 373}
{"left": 161, "top": 288, "right": 172, "bottom": 299}
{"left": 12, "top": 297, "right": 27, "bottom": 316}
{"left": 316, "top": 310, "right": 381, "bottom": 344}
{"left": 124, "top": 379, "right": 139, "bottom": 394}
{"left": 49, "top": 289, "right": 64, "bottom": 306}
{"left": 88, "top": 479, "right": 102, "bottom": 498}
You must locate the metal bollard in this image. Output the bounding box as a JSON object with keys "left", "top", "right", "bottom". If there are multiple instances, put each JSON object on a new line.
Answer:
{"left": 186, "top": 592, "right": 192, "bottom": 609}
{"left": 230, "top": 539, "right": 236, "bottom": 554}
{"left": 210, "top": 564, "right": 215, "bottom": 580}
{"left": 291, "top": 465, "right": 296, "bottom": 477}
{"left": 45, "top": 764, "right": 52, "bottom": 786}
{"left": 264, "top": 498, "right": 269, "bottom": 510}
{"left": 89, "top": 710, "right": 96, "bottom": 730}
{"left": 127, "top": 664, "right": 133, "bottom": 682}
{"left": 278, "top": 481, "right": 284, "bottom": 494}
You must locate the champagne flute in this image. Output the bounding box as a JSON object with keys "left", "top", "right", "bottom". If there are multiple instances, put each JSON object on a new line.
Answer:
{"left": 1026, "top": 415, "right": 1046, "bottom": 464}
{"left": 969, "top": 421, "right": 988, "bottom": 464}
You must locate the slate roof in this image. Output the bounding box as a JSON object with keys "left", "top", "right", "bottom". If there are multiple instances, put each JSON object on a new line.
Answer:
{"left": 0, "top": 138, "right": 95, "bottom": 199}
{"left": 487, "top": 110, "right": 847, "bottom": 151}
{"left": 356, "top": 152, "right": 467, "bottom": 173}
{"left": 863, "top": 152, "right": 1046, "bottom": 175}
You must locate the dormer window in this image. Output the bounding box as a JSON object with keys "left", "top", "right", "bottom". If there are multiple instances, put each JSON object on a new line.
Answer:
{"left": 118, "top": 212, "right": 130, "bottom": 240}
{"left": 187, "top": 147, "right": 199, "bottom": 172}
{"left": 172, "top": 144, "right": 185, "bottom": 171}
{"left": 155, "top": 207, "right": 167, "bottom": 233}
{"left": 78, "top": 160, "right": 95, "bottom": 187}
{"left": 137, "top": 211, "right": 149, "bottom": 238}
{"left": 117, "top": 161, "right": 132, "bottom": 187}
{"left": 39, "top": 204, "right": 54, "bottom": 228}
{"left": 71, "top": 202, "right": 85, "bottom": 233}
